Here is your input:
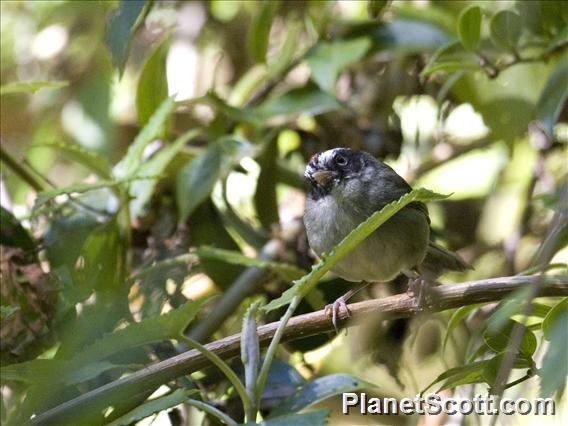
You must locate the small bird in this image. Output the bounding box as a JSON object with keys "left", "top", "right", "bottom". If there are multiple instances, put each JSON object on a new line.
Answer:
{"left": 303, "top": 147, "right": 470, "bottom": 331}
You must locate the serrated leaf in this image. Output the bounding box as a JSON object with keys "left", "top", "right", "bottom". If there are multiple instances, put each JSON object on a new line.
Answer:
{"left": 105, "top": 0, "right": 148, "bottom": 75}
{"left": 114, "top": 96, "right": 176, "bottom": 179}
{"left": 270, "top": 374, "right": 373, "bottom": 417}
{"left": 130, "top": 129, "right": 200, "bottom": 218}
{"left": 0, "top": 299, "right": 209, "bottom": 386}
{"left": 306, "top": 37, "right": 371, "bottom": 94}
{"left": 242, "top": 301, "right": 261, "bottom": 405}
{"left": 107, "top": 389, "right": 198, "bottom": 426}
{"left": 0, "top": 80, "right": 68, "bottom": 96}
{"left": 31, "top": 142, "right": 112, "bottom": 179}
{"left": 247, "top": 1, "right": 279, "bottom": 63}
{"left": 264, "top": 188, "right": 449, "bottom": 312}
{"left": 442, "top": 304, "right": 482, "bottom": 354}
{"left": 136, "top": 38, "right": 170, "bottom": 127}
{"left": 489, "top": 10, "right": 522, "bottom": 52}
{"left": 458, "top": 5, "right": 482, "bottom": 51}
{"left": 257, "top": 85, "right": 341, "bottom": 119}
{"left": 250, "top": 409, "right": 329, "bottom": 426}
{"left": 195, "top": 246, "right": 305, "bottom": 281}
{"left": 536, "top": 57, "right": 568, "bottom": 139}
{"left": 71, "top": 299, "right": 207, "bottom": 367}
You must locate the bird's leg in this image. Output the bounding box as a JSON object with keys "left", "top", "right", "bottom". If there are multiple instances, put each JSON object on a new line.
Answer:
{"left": 404, "top": 270, "right": 429, "bottom": 311}
{"left": 325, "top": 281, "right": 371, "bottom": 334}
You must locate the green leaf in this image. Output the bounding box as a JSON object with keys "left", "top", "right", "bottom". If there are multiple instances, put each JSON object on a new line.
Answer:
{"left": 420, "top": 357, "right": 526, "bottom": 394}
{"left": 242, "top": 301, "right": 261, "bottom": 405}
{"left": 482, "top": 353, "right": 532, "bottom": 386}
{"left": 483, "top": 321, "right": 538, "bottom": 357}
{"left": 195, "top": 246, "right": 305, "bottom": 281}
{"left": 539, "top": 300, "right": 568, "bottom": 397}
{"left": 254, "top": 410, "right": 329, "bottom": 426}
{"left": 0, "top": 305, "right": 20, "bottom": 321}
{"left": 442, "top": 304, "right": 482, "bottom": 354}
{"left": 267, "top": 17, "right": 301, "bottom": 78}
{"left": 257, "top": 85, "right": 341, "bottom": 119}
{"left": 107, "top": 389, "right": 198, "bottom": 426}
{"left": 65, "top": 361, "right": 141, "bottom": 386}
{"left": 421, "top": 61, "right": 480, "bottom": 77}
{"left": 114, "top": 96, "right": 176, "bottom": 179}
{"left": 264, "top": 188, "right": 449, "bottom": 312}
{"left": 31, "top": 142, "right": 112, "bottom": 179}
{"left": 130, "top": 129, "right": 200, "bottom": 218}
{"left": 542, "top": 297, "right": 567, "bottom": 340}
{"left": 34, "top": 180, "right": 124, "bottom": 212}
{"left": 176, "top": 137, "right": 257, "bottom": 223}
{"left": 176, "top": 145, "right": 222, "bottom": 223}
{"left": 0, "top": 299, "right": 209, "bottom": 385}
{"left": 202, "top": 92, "right": 263, "bottom": 126}
{"left": 270, "top": 374, "right": 372, "bottom": 418}
{"left": 306, "top": 37, "right": 371, "bottom": 94}
{"left": 0, "top": 80, "right": 68, "bottom": 96}
{"left": 70, "top": 299, "right": 207, "bottom": 367}
{"left": 368, "top": 0, "right": 388, "bottom": 19}
{"left": 254, "top": 136, "right": 279, "bottom": 229}
{"left": 489, "top": 10, "right": 522, "bottom": 52}
{"left": 136, "top": 38, "right": 170, "bottom": 127}
{"left": 0, "top": 206, "right": 35, "bottom": 251}
{"left": 458, "top": 5, "right": 482, "bottom": 51}
{"left": 487, "top": 286, "right": 533, "bottom": 333}
{"left": 536, "top": 56, "right": 568, "bottom": 139}
{"left": 247, "top": 1, "right": 279, "bottom": 63}
{"left": 105, "top": 0, "right": 148, "bottom": 75}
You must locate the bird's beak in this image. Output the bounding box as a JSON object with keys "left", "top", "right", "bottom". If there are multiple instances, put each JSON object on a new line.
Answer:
{"left": 311, "top": 170, "right": 336, "bottom": 186}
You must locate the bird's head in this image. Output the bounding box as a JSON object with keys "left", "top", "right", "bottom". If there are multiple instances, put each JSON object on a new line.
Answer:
{"left": 305, "top": 148, "right": 372, "bottom": 200}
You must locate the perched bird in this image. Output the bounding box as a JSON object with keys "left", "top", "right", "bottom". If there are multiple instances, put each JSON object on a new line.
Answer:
{"left": 303, "top": 147, "right": 470, "bottom": 331}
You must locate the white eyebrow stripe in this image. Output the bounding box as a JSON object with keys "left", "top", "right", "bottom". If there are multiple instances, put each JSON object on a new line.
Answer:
{"left": 319, "top": 149, "right": 336, "bottom": 165}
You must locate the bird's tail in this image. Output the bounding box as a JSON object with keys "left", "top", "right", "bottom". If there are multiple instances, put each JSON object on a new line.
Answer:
{"left": 421, "top": 241, "right": 472, "bottom": 279}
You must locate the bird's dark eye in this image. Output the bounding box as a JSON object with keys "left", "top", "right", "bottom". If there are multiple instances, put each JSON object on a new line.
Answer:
{"left": 334, "top": 154, "right": 348, "bottom": 166}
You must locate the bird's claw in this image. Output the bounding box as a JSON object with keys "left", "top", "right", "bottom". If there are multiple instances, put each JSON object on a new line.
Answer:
{"left": 407, "top": 277, "right": 433, "bottom": 311}
{"left": 325, "top": 296, "right": 351, "bottom": 335}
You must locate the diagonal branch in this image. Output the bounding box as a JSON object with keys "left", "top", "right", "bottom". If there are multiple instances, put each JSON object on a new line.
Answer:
{"left": 31, "top": 275, "right": 568, "bottom": 425}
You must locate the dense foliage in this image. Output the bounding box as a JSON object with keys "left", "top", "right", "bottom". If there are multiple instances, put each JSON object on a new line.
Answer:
{"left": 1, "top": 1, "right": 567, "bottom": 425}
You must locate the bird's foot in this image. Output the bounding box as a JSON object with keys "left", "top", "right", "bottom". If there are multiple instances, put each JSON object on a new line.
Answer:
{"left": 407, "top": 277, "right": 429, "bottom": 311}
{"left": 325, "top": 296, "right": 351, "bottom": 335}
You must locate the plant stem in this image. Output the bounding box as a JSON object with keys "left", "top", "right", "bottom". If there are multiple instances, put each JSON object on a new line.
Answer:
{"left": 0, "top": 144, "right": 48, "bottom": 192}
{"left": 255, "top": 295, "right": 301, "bottom": 408}
{"left": 185, "top": 400, "right": 237, "bottom": 426}
{"left": 177, "top": 335, "right": 252, "bottom": 418}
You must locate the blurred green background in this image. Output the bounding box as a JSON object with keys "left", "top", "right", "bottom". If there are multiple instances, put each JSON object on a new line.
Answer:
{"left": 1, "top": 1, "right": 567, "bottom": 425}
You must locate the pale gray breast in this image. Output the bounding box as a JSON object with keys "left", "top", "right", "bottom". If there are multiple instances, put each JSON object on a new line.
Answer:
{"left": 304, "top": 198, "right": 430, "bottom": 283}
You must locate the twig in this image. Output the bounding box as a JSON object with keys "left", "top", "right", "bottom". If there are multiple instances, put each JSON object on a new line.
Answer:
{"left": 30, "top": 275, "right": 568, "bottom": 425}
{"left": 489, "top": 186, "right": 568, "bottom": 425}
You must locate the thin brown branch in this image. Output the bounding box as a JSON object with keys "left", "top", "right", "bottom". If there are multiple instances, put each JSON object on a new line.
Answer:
{"left": 32, "top": 275, "right": 568, "bottom": 425}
